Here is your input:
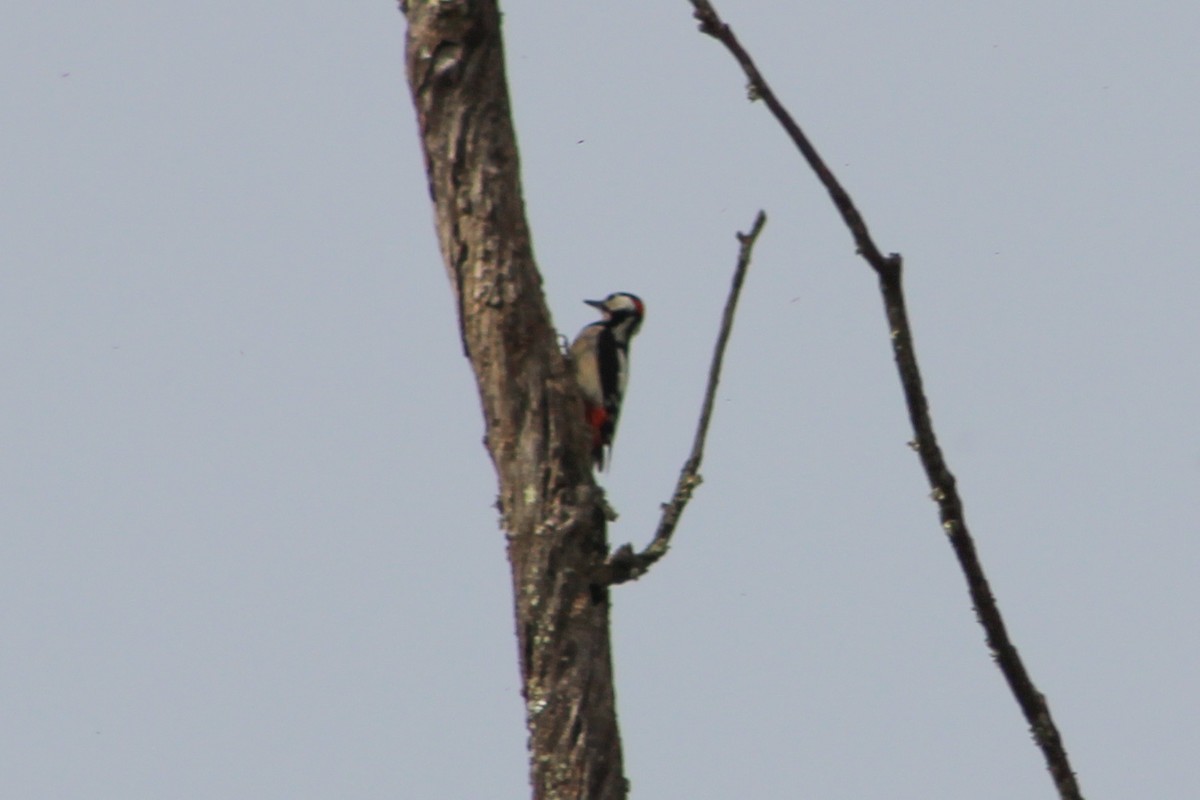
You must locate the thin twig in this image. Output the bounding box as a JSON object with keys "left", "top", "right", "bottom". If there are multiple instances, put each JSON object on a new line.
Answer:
{"left": 688, "top": 0, "right": 889, "bottom": 273}
{"left": 685, "top": 2, "right": 1083, "bottom": 799}
{"left": 599, "top": 211, "right": 766, "bottom": 586}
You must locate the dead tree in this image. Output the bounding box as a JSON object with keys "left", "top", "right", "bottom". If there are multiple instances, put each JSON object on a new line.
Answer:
{"left": 403, "top": 1, "right": 1081, "bottom": 798}
{"left": 404, "top": 2, "right": 626, "bottom": 796}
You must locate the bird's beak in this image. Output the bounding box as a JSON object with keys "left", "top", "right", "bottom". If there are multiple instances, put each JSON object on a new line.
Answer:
{"left": 584, "top": 299, "right": 606, "bottom": 310}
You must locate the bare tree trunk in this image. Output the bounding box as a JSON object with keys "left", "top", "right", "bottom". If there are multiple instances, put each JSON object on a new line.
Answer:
{"left": 403, "top": 2, "right": 627, "bottom": 797}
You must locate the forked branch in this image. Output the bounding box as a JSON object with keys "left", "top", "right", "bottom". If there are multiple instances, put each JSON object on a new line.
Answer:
{"left": 685, "top": 2, "right": 1083, "bottom": 798}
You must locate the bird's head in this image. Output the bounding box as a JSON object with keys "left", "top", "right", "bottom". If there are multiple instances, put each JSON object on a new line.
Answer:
{"left": 585, "top": 292, "right": 644, "bottom": 342}
{"left": 585, "top": 292, "right": 644, "bottom": 322}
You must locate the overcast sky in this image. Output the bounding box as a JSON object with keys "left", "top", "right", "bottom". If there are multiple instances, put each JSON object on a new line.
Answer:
{"left": 4, "top": 1, "right": 1199, "bottom": 797}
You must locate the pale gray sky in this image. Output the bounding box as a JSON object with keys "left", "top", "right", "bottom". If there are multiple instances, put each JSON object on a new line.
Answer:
{"left": 4, "top": 1, "right": 1198, "bottom": 797}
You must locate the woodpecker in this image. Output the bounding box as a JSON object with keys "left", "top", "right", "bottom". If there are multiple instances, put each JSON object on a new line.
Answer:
{"left": 569, "top": 292, "right": 645, "bottom": 470}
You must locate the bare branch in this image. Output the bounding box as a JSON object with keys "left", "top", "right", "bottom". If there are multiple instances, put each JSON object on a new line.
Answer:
{"left": 688, "top": 0, "right": 890, "bottom": 273}
{"left": 685, "top": 3, "right": 1084, "bottom": 798}
{"left": 599, "top": 211, "right": 767, "bottom": 586}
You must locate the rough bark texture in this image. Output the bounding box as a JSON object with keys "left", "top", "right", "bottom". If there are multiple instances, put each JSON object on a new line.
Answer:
{"left": 404, "top": 2, "right": 626, "bottom": 798}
